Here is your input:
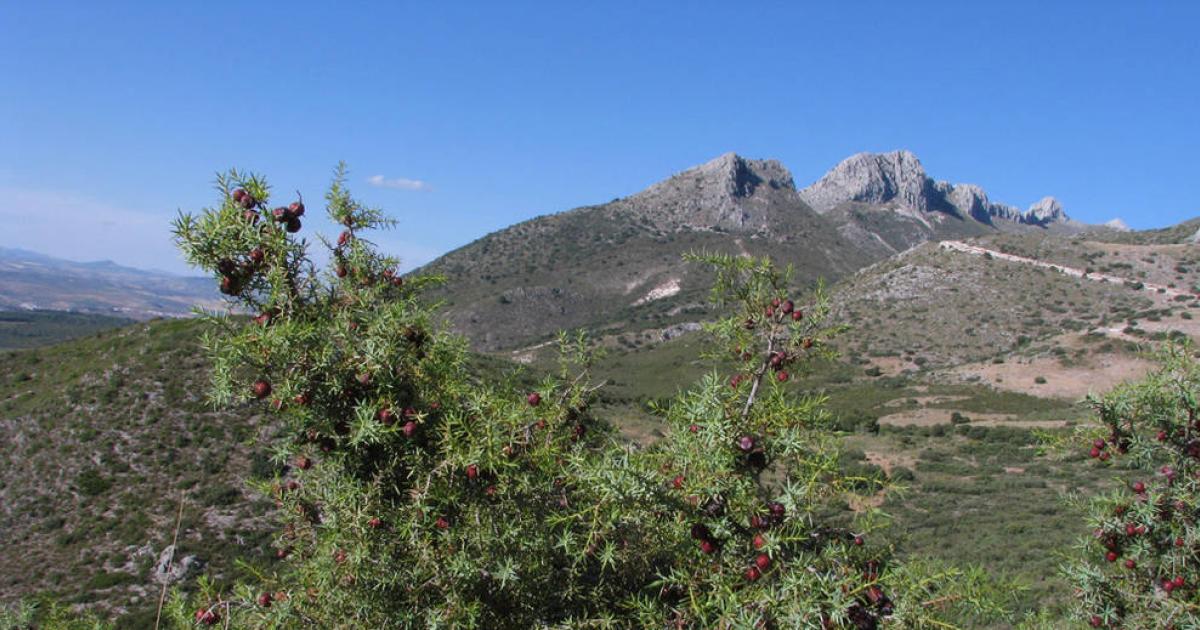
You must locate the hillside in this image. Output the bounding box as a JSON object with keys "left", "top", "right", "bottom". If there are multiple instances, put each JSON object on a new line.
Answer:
{"left": 0, "top": 319, "right": 274, "bottom": 626}
{"left": 420, "top": 150, "right": 1091, "bottom": 352}
{"left": 420, "top": 153, "right": 877, "bottom": 351}
{"left": 0, "top": 248, "right": 223, "bottom": 319}
{"left": 6, "top": 223, "right": 1199, "bottom": 624}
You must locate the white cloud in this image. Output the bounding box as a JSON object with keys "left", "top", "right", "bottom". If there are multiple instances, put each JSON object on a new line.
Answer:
{"left": 367, "top": 175, "right": 432, "bottom": 191}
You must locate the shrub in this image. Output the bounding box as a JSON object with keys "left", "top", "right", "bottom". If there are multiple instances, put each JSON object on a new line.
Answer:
{"left": 74, "top": 469, "right": 111, "bottom": 497}
{"left": 1060, "top": 343, "right": 1200, "bottom": 627}
{"left": 162, "top": 166, "right": 1004, "bottom": 628}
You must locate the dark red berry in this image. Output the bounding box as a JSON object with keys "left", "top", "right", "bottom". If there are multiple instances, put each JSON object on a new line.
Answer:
{"left": 249, "top": 248, "right": 264, "bottom": 265}
{"left": 289, "top": 201, "right": 305, "bottom": 217}
{"left": 781, "top": 300, "right": 794, "bottom": 314}
{"left": 257, "top": 592, "right": 272, "bottom": 607}
{"left": 252, "top": 379, "right": 272, "bottom": 399}
{"left": 1105, "top": 550, "right": 1119, "bottom": 562}
{"left": 1089, "top": 615, "right": 1103, "bottom": 628}
{"left": 737, "top": 435, "right": 755, "bottom": 453}
{"left": 854, "top": 535, "right": 864, "bottom": 546}
{"left": 688, "top": 424, "right": 700, "bottom": 433}
{"left": 467, "top": 464, "right": 479, "bottom": 480}
{"left": 336, "top": 264, "right": 348, "bottom": 278}
{"left": 527, "top": 392, "right": 541, "bottom": 407}
{"left": 791, "top": 310, "right": 803, "bottom": 321}
{"left": 744, "top": 566, "right": 761, "bottom": 582}
{"left": 1125, "top": 558, "right": 1136, "bottom": 570}
{"left": 368, "top": 517, "right": 383, "bottom": 529}
{"left": 672, "top": 474, "right": 684, "bottom": 489}
{"left": 338, "top": 231, "right": 351, "bottom": 247}
{"left": 195, "top": 608, "right": 220, "bottom": 626}
{"left": 377, "top": 408, "right": 395, "bottom": 426}
{"left": 776, "top": 370, "right": 789, "bottom": 383}
{"left": 753, "top": 534, "right": 766, "bottom": 549}
{"left": 755, "top": 553, "right": 771, "bottom": 571}
{"left": 286, "top": 218, "right": 302, "bottom": 233}
{"left": 435, "top": 516, "right": 450, "bottom": 530}
{"left": 1089, "top": 447, "right": 1101, "bottom": 458}
{"left": 295, "top": 456, "right": 312, "bottom": 470}
{"left": 699, "top": 539, "right": 717, "bottom": 554}
{"left": 232, "top": 188, "right": 247, "bottom": 202}
{"left": 1133, "top": 481, "right": 1146, "bottom": 493}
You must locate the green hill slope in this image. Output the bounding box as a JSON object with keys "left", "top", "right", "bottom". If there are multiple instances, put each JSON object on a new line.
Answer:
{"left": 0, "top": 319, "right": 273, "bottom": 626}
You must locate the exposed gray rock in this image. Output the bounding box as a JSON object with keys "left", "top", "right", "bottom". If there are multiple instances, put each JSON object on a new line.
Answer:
{"left": 617, "top": 152, "right": 804, "bottom": 233}
{"left": 1104, "top": 218, "right": 1131, "bottom": 232}
{"left": 1024, "top": 196, "right": 1065, "bottom": 225}
{"left": 152, "top": 545, "right": 203, "bottom": 585}
{"left": 799, "top": 150, "right": 1073, "bottom": 228}
{"left": 798, "top": 150, "right": 938, "bottom": 214}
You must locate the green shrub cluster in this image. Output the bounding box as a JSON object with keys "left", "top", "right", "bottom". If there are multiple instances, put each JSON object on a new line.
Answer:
{"left": 151, "top": 167, "right": 1002, "bottom": 628}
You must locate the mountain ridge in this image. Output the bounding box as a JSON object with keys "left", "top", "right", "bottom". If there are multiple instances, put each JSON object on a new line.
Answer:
{"left": 798, "top": 150, "right": 1078, "bottom": 229}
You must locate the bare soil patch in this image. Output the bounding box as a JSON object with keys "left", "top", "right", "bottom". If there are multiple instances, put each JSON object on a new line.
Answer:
{"left": 950, "top": 354, "right": 1156, "bottom": 400}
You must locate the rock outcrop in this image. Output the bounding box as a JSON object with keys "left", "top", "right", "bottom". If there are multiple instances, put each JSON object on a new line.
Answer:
{"left": 799, "top": 150, "right": 1073, "bottom": 228}
{"left": 798, "top": 150, "right": 937, "bottom": 214}
{"left": 615, "top": 152, "right": 806, "bottom": 233}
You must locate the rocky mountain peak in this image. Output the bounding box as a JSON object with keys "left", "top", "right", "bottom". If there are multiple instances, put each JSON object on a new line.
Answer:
{"left": 618, "top": 153, "right": 803, "bottom": 233}
{"left": 667, "top": 152, "right": 796, "bottom": 198}
{"left": 1025, "top": 196, "right": 1065, "bottom": 225}
{"left": 798, "top": 150, "right": 935, "bottom": 213}
{"left": 799, "top": 150, "right": 1073, "bottom": 229}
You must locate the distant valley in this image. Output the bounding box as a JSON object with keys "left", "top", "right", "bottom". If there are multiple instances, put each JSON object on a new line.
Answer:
{"left": 0, "top": 247, "right": 223, "bottom": 320}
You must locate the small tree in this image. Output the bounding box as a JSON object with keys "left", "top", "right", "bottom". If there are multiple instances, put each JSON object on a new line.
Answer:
{"left": 166, "top": 166, "right": 1002, "bottom": 628}
{"left": 1063, "top": 343, "right": 1200, "bottom": 628}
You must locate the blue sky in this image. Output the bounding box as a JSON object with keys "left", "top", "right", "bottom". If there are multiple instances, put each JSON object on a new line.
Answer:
{"left": 2, "top": 2, "right": 1197, "bottom": 275}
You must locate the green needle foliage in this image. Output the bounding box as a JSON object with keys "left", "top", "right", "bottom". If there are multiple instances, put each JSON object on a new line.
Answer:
{"left": 1057, "top": 343, "right": 1200, "bottom": 629}
{"left": 158, "top": 166, "right": 1004, "bottom": 629}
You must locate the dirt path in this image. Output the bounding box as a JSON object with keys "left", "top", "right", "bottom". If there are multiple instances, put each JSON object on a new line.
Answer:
{"left": 938, "top": 240, "right": 1198, "bottom": 300}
